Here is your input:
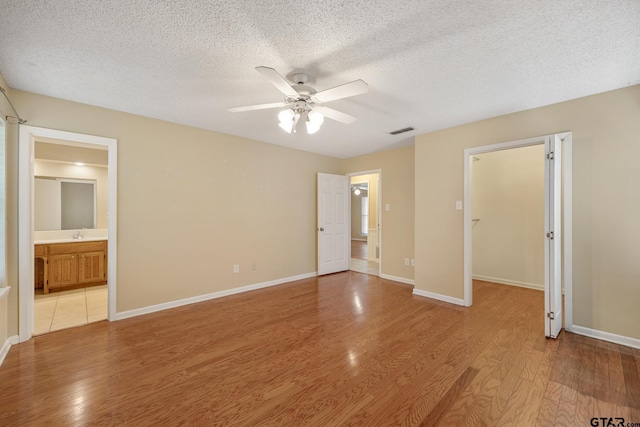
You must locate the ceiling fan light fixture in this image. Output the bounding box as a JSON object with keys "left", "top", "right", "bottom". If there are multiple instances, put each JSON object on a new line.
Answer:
{"left": 305, "top": 111, "right": 324, "bottom": 134}
{"left": 279, "top": 120, "right": 294, "bottom": 133}
{"left": 278, "top": 109, "right": 296, "bottom": 133}
{"left": 354, "top": 188, "right": 361, "bottom": 196}
{"left": 278, "top": 109, "right": 294, "bottom": 123}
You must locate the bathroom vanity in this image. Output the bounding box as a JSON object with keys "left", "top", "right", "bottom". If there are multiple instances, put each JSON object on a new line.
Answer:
{"left": 35, "top": 239, "right": 107, "bottom": 294}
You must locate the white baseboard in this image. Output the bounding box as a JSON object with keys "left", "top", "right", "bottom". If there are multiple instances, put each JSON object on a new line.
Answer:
{"left": 412, "top": 288, "right": 465, "bottom": 306}
{"left": 571, "top": 325, "right": 640, "bottom": 350}
{"left": 0, "top": 335, "right": 19, "bottom": 367}
{"left": 116, "top": 272, "right": 317, "bottom": 321}
{"left": 379, "top": 273, "right": 414, "bottom": 286}
{"left": 473, "top": 274, "right": 543, "bottom": 291}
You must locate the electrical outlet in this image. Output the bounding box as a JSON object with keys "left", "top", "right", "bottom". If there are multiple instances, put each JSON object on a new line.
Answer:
{"left": 456, "top": 200, "right": 463, "bottom": 210}
{"left": 404, "top": 258, "right": 410, "bottom": 266}
{"left": 411, "top": 259, "right": 415, "bottom": 267}
{"left": 233, "top": 264, "right": 239, "bottom": 273}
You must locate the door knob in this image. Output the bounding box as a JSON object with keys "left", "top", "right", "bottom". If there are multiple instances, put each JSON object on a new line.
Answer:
{"left": 319, "top": 227, "right": 324, "bottom": 231}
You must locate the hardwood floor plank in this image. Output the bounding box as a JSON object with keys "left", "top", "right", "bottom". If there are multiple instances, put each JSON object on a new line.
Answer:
{"left": 419, "top": 366, "right": 479, "bottom": 426}
{"left": 1, "top": 275, "right": 639, "bottom": 426}
{"left": 620, "top": 352, "right": 640, "bottom": 410}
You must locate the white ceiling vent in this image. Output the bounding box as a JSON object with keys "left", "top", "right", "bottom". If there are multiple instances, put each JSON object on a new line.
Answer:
{"left": 388, "top": 127, "right": 415, "bottom": 135}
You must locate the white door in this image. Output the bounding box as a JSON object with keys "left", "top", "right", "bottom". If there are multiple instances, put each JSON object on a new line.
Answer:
{"left": 317, "top": 173, "right": 349, "bottom": 275}
{"left": 544, "top": 134, "right": 563, "bottom": 338}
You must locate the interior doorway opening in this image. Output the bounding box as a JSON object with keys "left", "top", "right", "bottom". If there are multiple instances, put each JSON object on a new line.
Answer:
{"left": 464, "top": 133, "right": 572, "bottom": 338}
{"left": 32, "top": 140, "right": 110, "bottom": 334}
{"left": 18, "top": 126, "right": 118, "bottom": 342}
{"left": 348, "top": 171, "right": 381, "bottom": 277}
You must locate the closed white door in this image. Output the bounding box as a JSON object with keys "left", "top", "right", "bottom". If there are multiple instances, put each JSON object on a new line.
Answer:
{"left": 544, "top": 134, "right": 563, "bottom": 338}
{"left": 317, "top": 173, "right": 349, "bottom": 275}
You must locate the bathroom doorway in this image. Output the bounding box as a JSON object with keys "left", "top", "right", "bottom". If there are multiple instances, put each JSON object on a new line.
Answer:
{"left": 33, "top": 140, "right": 109, "bottom": 334}
{"left": 18, "top": 126, "right": 117, "bottom": 342}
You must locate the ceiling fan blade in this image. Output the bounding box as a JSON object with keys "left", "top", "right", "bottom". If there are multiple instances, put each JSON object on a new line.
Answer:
{"left": 313, "top": 79, "right": 368, "bottom": 103}
{"left": 313, "top": 106, "right": 357, "bottom": 124}
{"left": 255, "top": 66, "right": 299, "bottom": 98}
{"left": 228, "top": 101, "right": 288, "bottom": 113}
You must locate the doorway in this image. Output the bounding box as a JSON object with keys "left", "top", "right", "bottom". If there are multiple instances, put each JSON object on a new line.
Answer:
{"left": 18, "top": 126, "right": 117, "bottom": 342}
{"left": 463, "top": 133, "right": 572, "bottom": 338}
{"left": 348, "top": 171, "right": 381, "bottom": 277}
{"left": 32, "top": 141, "right": 109, "bottom": 334}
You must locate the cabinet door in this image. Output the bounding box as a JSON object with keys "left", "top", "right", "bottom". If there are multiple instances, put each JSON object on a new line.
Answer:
{"left": 49, "top": 254, "right": 78, "bottom": 288}
{"left": 78, "top": 251, "right": 106, "bottom": 285}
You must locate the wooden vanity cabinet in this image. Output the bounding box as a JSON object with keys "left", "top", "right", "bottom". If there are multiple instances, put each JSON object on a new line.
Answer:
{"left": 35, "top": 240, "right": 107, "bottom": 293}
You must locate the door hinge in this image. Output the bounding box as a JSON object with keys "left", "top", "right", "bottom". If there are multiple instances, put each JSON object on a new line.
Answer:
{"left": 547, "top": 151, "right": 554, "bottom": 160}
{"left": 547, "top": 312, "right": 555, "bottom": 319}
{"left": 546, "top": 231, "right": 554, "bottom": 239}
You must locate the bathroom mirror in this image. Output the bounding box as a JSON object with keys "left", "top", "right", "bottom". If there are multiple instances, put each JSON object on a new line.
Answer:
{"left": 35, "top": 177, "right": 97, "bottom": 231}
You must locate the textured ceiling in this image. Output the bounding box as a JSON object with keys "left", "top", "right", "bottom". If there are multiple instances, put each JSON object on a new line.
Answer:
{"left": 1, "top": 1, "right": 639, "bottom": 158}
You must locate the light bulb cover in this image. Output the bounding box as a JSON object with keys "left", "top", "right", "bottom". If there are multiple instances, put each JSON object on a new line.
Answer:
{"left": 306, "top": 121, "right": 320, "bottom": 134}
{"left": 278, "top": 109, "right": 294, "bottom": 123}
{"left": 354, "top": 188, "right": 361, "bottom": 195}
{"left": 279, "top": 121, "right": 293, "bottom": 133}
{"left": 308, "top": 110, "right": 324, "bottom": 125}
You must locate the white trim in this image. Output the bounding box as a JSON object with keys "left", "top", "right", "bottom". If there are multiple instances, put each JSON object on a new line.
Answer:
{"left": 563, "top": 135, "right": 573, "bottom": 331}
{"left": 572, "top": 325, "right": 640, "bottom": 350}
{"left": 412, "top": 288, "right": 465, "bottom": 306}
{"left": 379, "top": 273, "right": 414, "bottom": 286}
{"left": 0, "top": 335, "right": 19, "bottom": 367}
{"left": 19, "top": 125, "right": 118, "bottom": 342}
{"left": 472, "top": 275, "right": 543, "bottom": 291}
{"left": 115, "top": 272, "right": 317, "bottom": 321}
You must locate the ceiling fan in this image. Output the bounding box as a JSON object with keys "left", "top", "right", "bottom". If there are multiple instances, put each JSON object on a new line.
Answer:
{"left": 228, "top": 66, "right": 369, "bottom": 134}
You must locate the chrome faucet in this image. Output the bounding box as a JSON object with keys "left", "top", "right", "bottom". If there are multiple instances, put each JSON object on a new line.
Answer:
{"left": 73, "top": 230, "right": 85, "bottom": 240}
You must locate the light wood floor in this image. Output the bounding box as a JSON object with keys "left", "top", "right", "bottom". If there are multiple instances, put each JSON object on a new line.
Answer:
{"left": 351, "top": 239, "right": 367, "bottom": 260}
{"left": 1, "top": 275, "right": 638, "bottom": 426}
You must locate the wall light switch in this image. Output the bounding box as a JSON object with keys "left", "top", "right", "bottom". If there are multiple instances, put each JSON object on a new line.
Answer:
{"left": 386, "top": 203, "right": 390, "bottom": 211}
{"left": 411, "top": 259, "right": 415, "bottom": 267}
{"left": 404, "top": 258, "right": 410, "bottom": 266}
{"left": 233, "top": 264, "right": 239, "bottom": 273}
{"left": 455, "top": 200, "right": 463, "bottom": 210}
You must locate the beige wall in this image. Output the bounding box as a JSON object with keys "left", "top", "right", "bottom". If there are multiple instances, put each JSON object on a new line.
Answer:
{"left": 11, "top": 90, "right": 342, "bottom": 315}
{"left": 415, "top": 85, "right": 640, "bottom": 340}
{"left": 34, "top": 160, "right": 109, "bottom": 229}
{"left": 350, "top": 189, "right": 364, "bottom": 239}
{"left": 343, "top": 145, "right": 415, "bottom": 280}
{"left": 471, "top": 145, "right": 545, "bottom": 289}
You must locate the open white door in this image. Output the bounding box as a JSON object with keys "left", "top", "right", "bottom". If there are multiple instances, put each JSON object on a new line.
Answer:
{"left": 317, "top": 173, "right": 349, "bottom": 275}
{"left": 544, "top": 134, "right": 563, "bottom": 338}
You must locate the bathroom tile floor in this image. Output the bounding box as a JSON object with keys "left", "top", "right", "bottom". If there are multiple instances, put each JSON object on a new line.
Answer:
{"left": 34, "top": 285, "right": 108, "bottom": 335}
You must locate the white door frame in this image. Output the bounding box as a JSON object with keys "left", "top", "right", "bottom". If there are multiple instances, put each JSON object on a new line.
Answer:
{"left": 18, "top": 125, "right": 118, "bottom": 342}
{"left": 463, "top": 133, "right": 573, "bottom": 331}
{"left": 347, "top": 169, "right": 382, "bottom": 276}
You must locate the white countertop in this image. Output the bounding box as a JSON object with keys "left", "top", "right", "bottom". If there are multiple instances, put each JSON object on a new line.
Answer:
{"left": 35, "top": 237, "right": 108, "bottom": 245}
